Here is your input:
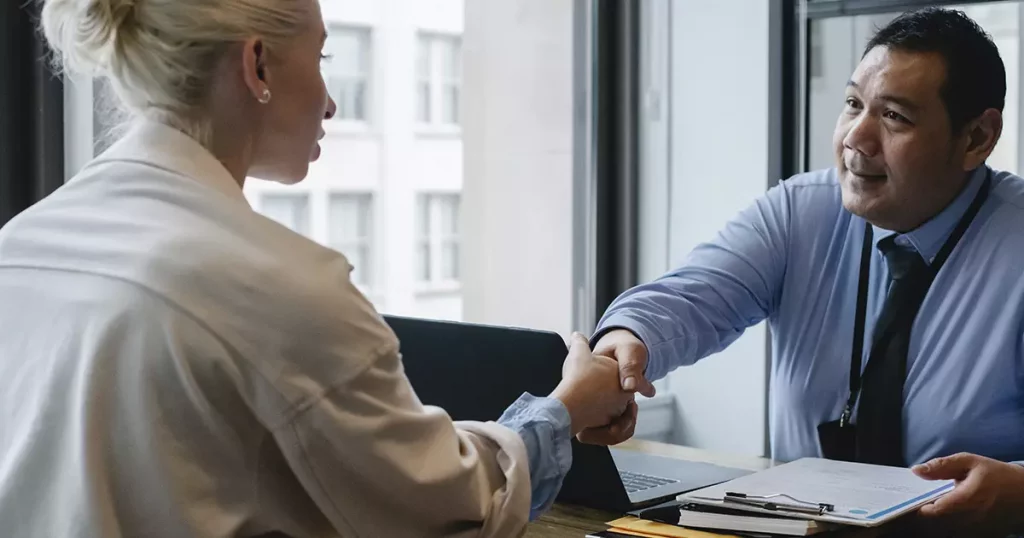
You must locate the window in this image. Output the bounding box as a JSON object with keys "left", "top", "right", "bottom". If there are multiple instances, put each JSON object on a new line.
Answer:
{"left": 636, "top": 0, "right": 774, "bottom": 449}
{"left": 329, "top": 193, "right": 374, "bottom": 288}
{"left": 259, "top": 193, "right": 310, "bottom": 236}
{"left": 323, "top": 26, "right": 371, "bottom": 122}
{"left": 67, "top": 0, "right": 582, "bottom": 338}
{"left": 806, "top": 2, "right": 1021, "bottom": 173}
{"left": 416, "top": 34, "right": 462, "bottom": 126}
{"left": 417, "top": 193, "right": 460, "bottom": 285}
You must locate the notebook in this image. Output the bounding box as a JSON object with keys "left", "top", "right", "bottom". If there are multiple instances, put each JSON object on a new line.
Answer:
{"left": 676, "top": 503, "right": 835, "bottom": 536}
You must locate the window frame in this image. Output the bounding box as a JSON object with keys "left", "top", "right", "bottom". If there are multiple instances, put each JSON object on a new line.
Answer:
{"left": 805, "top": 0, "right": 1004, "bottom": 18}
{"left": 2, "top": 0, "right": 64, "bottom": 226}
{"left": 415, "top": 32, "right": 463, "bottom": 135}
{"left": 256, "top": 191, "right": 313, "bottom": 236}
{"left": 326, "top": 191, "right": 375, "bottom": 291}
{"left": 323, "top": 24, "right": 373, "bottom": 131}
{"left": 415, "top": 192, "right": 461, "bottom": 293}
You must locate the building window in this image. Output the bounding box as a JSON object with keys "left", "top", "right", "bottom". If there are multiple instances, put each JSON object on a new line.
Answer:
{"left": 328, "top": 193, "right": 374, "bottom": 288}
{"left": 416, "top": 34, "right": 461, "bottom": 126}
{"left": 417, "top": 193, "right": 460, "bottom": 284}
{"left": 324, "top": 26, "right": 371, "bottom": 122}
{"left": 259, "top": 193, "right": 311, "bottom": 236}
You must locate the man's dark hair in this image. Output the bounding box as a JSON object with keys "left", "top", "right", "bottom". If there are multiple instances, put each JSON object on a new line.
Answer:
{"left": 864, "top": 7, "right": 1005, "bottom": 133}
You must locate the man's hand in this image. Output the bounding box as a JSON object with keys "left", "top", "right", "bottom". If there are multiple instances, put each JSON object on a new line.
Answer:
{"left": 550, "top": 333, "right": 635, "bottom": 437}
{"left": 573, "top": 329, "right": 654, "bottom": 446}
{"left": 911, "top": 452, "right": 1024, "bottom": 537}
{"left": 593, "top": 329, "right": 656, "bottom": 397}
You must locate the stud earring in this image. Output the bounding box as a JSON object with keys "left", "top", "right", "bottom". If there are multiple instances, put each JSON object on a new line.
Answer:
{"left": 258, "top": 88, "right": 272, "bottom": 104}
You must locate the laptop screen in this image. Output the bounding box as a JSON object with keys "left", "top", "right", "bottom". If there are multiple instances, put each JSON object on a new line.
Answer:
{"left": 383, "top": 315, "right": 567, "bottom": 422}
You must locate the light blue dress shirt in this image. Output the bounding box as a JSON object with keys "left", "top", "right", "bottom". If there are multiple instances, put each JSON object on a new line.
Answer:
{"left": 497, "top": 393, "right": 573, "bottom": 520}
{"left": 598, "top": 166, "right": 1024, "bottom": 465}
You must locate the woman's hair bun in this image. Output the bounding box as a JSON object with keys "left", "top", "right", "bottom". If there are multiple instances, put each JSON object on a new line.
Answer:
{"left": 41, "top": 0, "right": 140, "bottom": 75}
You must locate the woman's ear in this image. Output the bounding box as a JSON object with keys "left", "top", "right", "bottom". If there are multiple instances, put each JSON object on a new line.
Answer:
{"left": 240, "top": 38, "right": 270, "bottom": 103}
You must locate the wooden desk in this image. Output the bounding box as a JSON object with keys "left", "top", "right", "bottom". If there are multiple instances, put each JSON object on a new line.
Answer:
{"left": 525, "top": 439, "right": 892, "bottom": 538}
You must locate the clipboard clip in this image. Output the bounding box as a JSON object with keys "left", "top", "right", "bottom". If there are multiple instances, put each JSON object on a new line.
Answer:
{"left": 724, "top": 492, "right": 835, "bottom": 516}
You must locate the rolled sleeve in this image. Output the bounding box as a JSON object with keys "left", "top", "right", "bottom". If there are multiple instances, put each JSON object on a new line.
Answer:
{"left": 497, "top": 393, "right": 573, "bottom": 520}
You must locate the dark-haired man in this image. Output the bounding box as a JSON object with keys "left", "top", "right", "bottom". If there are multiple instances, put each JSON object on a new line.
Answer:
{"left": 586, "top": 8, "right": 1024, "bottom": 535}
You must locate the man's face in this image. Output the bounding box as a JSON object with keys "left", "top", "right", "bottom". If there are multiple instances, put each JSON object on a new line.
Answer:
{"left": 833, "top": 46, "right": 968, "bottom": 232}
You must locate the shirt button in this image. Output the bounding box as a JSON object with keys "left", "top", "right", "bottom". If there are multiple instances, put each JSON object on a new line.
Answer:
{"left": 895, "top": 236, "right": 910, "bottom": 247}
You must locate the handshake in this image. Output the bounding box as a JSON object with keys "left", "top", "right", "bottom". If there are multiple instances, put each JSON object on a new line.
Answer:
{"left": 550, "top": 329, "right": 656, "bottom": 446}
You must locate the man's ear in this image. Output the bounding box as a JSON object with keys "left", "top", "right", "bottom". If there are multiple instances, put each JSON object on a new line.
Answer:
{"left": 962, "top": 108, "right": 1003, "bottom": 171}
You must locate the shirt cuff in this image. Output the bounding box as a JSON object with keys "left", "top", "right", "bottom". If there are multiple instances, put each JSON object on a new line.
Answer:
{"left": 592, "top": 315, "right": 666, "bottom": 381}
{"left": 497, "top": 393, "right": 573, "bottom": 521}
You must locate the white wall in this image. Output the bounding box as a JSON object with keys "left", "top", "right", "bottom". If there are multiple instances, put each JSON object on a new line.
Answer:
{"left": 663, "top": 0, "right": 770, "bottom": 457}
{"left": 461, "top": 0, "right": 575, "bottom": 336}
{"left": 410, "top": 0, "right": 464, "bottom": 34}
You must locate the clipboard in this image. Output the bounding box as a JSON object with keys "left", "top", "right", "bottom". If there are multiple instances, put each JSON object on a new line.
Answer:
{"left": 677, "top": 457, "right": 954, "bottom": 528}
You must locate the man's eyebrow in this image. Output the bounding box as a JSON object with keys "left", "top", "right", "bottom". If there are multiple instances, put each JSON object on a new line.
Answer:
{"left": 846, "top": 81, "right": 920, "bottom": 111}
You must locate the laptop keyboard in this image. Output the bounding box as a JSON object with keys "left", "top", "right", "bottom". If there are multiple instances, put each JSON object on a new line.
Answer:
{"left": 619, "top": 470, "right": 679, "bottom": 494}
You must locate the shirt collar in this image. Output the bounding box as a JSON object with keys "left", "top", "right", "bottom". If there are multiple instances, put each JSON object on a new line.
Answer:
{"left": 870, "top": 165, "right": 988, "bottom": 264}
{"left": 88, "top": 119, "right": 250, "bottom": 205}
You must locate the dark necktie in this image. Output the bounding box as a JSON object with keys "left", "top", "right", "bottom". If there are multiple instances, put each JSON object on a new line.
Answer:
{"left": 855, "top": 236, "right": 931, "bottom": 467}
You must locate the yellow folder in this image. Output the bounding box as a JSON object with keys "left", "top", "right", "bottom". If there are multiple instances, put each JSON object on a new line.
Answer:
{"left": 606, "top": 516, "right": 742, "bottom": 538}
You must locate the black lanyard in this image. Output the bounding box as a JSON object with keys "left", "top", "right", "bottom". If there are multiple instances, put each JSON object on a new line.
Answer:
{"left": 838, "top": 169, "right": 992, "bottom": 428}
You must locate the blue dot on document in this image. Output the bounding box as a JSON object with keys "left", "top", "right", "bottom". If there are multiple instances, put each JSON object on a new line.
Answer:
{"left": 850, "top": 509, "right": 869, "bottom": 515}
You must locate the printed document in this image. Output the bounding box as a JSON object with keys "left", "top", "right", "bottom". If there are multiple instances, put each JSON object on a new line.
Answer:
{"left": 679, "top": 458, "right": 954, "bottom": 527}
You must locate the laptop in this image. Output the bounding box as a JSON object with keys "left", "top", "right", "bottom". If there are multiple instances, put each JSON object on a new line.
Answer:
{"left": 383, "top": 315, "right": 751, "bottom": 512}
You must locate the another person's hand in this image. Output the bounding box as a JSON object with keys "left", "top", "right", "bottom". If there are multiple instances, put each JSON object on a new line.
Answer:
{"left": 593, "top": 329, "right": 656, "bottom": 397}
{"left": 550, "top": 333, "right": 635, "bottom": 437}
{"left": 910, "top": 452, "right": 1024, "bottom": 537}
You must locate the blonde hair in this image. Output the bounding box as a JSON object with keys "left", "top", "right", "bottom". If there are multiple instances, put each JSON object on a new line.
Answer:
{"left": 40, "top": 0, "right": 312, "bottom": 146}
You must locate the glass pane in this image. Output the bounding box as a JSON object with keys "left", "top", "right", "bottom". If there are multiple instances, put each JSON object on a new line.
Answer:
{"left": 326, "top": 28, "right": 367, "bottom": 75}
{"left": 439, "top": 194, "right": 459, "bottom": 234}
{"left": 442, "top": 85, "right": 459, "bottom": 125}
{"left": 355, "top": 244, "right": 371, "bottom": 286}
{"left": 440, "top": 37, "right": 461, "bottom": 80}
{"left": 418, "top": 83, "right": 431, "bottom": 123}
{"left": 417, "top": 37, "right": 433, "bottom": 123}
{"left": 806, "top": 3, "right": 1020, "bottom": 173}
{"left": 344, "top": 243, "right": 368, "bottom": 286}
{"left": 329, "top": 194, "right": 370, "bottom": 242}
{"left": 324, "top": 27, "right": 369, "bottom": 121}
{"left": 417, "top": 195, "right": 431, "bottom": 238}
{"left": 330, "top": 78, "right": 366, "bottom": 120}
{"left": 441, "top": 241, "right": 459, "bottom": 280}
{"left": 452, "top": 40, "right": 462, "bottom": 80}
{"left": 329, "top": 194, "right": 372, "bottom": 286}
{"left": 417, "top": 241, "right": 431, "bottom": 282}
{"left": 417, "top": 36, "right": 431, "bottom": 81}
{"left": 355, "top": 80, "right": 367, "bottom": 120}
{"left": 259, "top": 194, "right": 310, "bottom": 236}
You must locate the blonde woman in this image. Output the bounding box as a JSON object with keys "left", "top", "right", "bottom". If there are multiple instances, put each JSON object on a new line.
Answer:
{"left": 0, "top": 0, "right": 636, "bottom": 536}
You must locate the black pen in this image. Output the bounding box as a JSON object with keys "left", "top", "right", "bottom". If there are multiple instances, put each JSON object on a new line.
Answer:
{"left": 723, "top": 492, "right": 835, "bottom": 516}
